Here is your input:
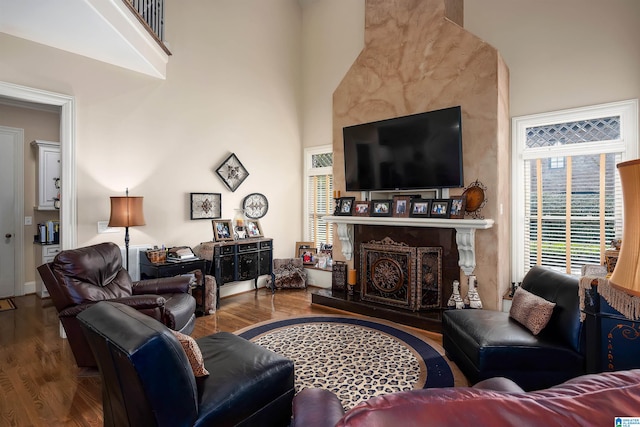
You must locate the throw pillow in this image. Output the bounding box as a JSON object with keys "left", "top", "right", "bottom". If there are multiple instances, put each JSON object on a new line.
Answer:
{"left": 171, "top": 330, "right": 210, "bottom": 377}
{"left": 509, "top": 287, "right": 556, "bottom": 335}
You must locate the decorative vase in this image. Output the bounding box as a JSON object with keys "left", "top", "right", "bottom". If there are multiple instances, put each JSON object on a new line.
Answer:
{"left": 448, "top": 280, "right": 465, "bottom": 310}
{"left": 233, "top": 209, "right": 246, "bottom": 239}
{"left": 466, "top": 275, "right": 483, "bottom": 309}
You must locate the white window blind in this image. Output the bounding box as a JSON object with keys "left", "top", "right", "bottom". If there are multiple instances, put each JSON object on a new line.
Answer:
{"left": 304, "top": 146, "right": 333, "bottom": 250}
{"left": 513, "top": 100, "right": 638, "bottom": 279}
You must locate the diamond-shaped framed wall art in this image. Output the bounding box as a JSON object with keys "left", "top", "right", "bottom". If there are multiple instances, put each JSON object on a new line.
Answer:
{"left": 216, "top": 153, "right": 249, "bottom": 192}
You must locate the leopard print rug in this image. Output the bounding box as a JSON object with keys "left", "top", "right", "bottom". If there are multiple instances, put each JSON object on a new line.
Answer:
{"left": 237, "top": 315, "right": 458, "bottom": 409}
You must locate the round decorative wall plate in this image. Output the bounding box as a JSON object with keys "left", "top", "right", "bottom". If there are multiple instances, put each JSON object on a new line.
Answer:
{"left": 243, "top": 193, "right": 269, "bottom": 219}
{"left": 462, "top": 179, "right": 487, "bottom": 219}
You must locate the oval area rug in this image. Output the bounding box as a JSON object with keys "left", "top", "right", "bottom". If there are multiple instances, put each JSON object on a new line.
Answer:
{"left": 236, "top": 315, "right": 466, "bottom": 409}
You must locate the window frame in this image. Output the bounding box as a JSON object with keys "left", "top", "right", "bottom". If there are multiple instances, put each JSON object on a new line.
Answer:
{"left": 511, "top": 99, "right": 638, "bottom": 281}
{"left": 303, "top": 145, "right": 333, "bottom": 249}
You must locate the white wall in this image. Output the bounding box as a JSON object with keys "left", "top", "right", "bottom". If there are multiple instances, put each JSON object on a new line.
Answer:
{"left": 300, "top": 0, "right": 365, "bottom": 149}
{"left": 464, "top": 0, "right": 640, "bottom": 117}
{"left": 0, "top": 0, "right": 304, "bottom": 283}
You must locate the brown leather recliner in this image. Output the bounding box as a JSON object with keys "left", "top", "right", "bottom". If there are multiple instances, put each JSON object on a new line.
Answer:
{"left": 37, "top": 242, "right": 196, "bottom": 368}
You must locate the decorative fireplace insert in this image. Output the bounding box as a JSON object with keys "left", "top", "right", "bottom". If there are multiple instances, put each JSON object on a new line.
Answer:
{"left": 360, "top": 238, "right": 442, "bottom": 312}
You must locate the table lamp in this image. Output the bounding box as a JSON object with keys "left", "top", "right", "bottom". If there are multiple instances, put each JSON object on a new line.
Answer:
{"left": 608, "top": 159, "right": 640, "bottom": 319}
{"left": 108, "top": 188, "right": 145, "bottom": 270}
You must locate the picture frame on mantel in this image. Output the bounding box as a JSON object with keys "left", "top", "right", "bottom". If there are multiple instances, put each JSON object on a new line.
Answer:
{"left": 353, "top": 201, "right": 371, "bottom": 217}
{"left": 409, "top": 198, "right": 431, "bottom": 218}
{"left": 430, "top": 199, "right": 451, "bottom": 218}
{"left": 371, "top": 200, "right": 392, "bottom": 217}
{"left": 449, "top": 197, "right": 466, "bottom": 219}
{"left": 336, "top": 197, "right": 355, "bottom": 216}
{"left": 392, "top": 195, "right": 411, "bottom": 218}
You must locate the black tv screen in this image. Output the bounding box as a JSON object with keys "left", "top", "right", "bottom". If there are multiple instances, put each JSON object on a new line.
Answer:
{"left": 343, "top": 106, "right": 463, "bottom": 192}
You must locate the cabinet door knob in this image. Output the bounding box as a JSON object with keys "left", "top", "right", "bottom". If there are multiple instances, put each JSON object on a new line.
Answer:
{"left": 5, "top": 234, "right": 11, "bottom": 239}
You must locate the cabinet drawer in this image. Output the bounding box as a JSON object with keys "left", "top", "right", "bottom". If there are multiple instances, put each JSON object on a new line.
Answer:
{"left": 218, "top": 245, "right": 234, "bottom": 255}
{"left": 44, "top": 245, "right": 60, "bottom": 257}
{"left": 260, "top": 240, "right": 272, "bottom": 250}
{"left": 238, "top": 242, "right": 258, "bottom": 252}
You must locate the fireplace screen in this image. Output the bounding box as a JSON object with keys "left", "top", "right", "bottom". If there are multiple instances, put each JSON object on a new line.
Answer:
{"left": 360, "top": 238, "right": 442, "bottom": 311}
{"left": 360, "top": 239, "right": 415, "bottom": 310}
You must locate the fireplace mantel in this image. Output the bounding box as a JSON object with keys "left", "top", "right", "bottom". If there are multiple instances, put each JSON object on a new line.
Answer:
{"left": 323, "top": 216, "right": 494, "bottom": 276}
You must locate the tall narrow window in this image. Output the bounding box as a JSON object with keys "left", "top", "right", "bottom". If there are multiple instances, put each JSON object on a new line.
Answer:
{"left": 304, "top": 146, "right": 333, "bottom": 249}
{"left": 512, "top": 100, "right": 638, "bottom": 279}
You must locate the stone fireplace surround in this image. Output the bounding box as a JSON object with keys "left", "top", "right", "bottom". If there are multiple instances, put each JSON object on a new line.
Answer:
{"left": 329, "top": 0, "right": 511, "bottom": 313}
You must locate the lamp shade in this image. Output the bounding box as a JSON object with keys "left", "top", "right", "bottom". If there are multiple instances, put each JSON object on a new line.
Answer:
{"left": 108, "top": 196, "right": 146, "bottom": 228}
{"left": 609, "top": 159, "right": 640, "bottom": 297}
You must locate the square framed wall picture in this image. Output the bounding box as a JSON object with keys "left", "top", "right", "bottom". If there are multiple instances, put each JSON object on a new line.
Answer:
{"left": 190, "top": 193, "right": 221, "bottom": 220}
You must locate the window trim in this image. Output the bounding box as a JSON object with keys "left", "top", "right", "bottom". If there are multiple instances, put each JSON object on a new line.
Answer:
{"left": 304, "top": 145, "right": 333, "bottom": 244}
{"left": 511, "top": 99, "right": 638, "bottom": 281}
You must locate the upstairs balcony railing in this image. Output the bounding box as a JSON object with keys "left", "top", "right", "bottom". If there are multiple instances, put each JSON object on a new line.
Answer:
{"left": 124, "top": 0, "right": 170, "bottom": 54}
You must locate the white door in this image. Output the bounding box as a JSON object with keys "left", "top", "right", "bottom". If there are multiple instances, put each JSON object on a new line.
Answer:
{"left": 0, "top": 128, "right": 18, "bottom": 297}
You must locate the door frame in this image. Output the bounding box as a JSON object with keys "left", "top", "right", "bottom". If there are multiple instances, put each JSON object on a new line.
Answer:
{"left": 0, "top": 81, "right": 77, "bottom": 296}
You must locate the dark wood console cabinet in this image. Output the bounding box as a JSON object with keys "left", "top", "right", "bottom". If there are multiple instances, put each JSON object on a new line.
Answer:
{"left": 210, "top": 238, "right": 274, "bottom": 305}
{"left": 139, "top": 252, "right": 207, "bottom": 315}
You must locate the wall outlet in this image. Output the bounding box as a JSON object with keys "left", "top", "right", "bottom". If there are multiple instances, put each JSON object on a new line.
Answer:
{"left": 24, "top": 216, "right": 32, "bottom": 226}
{"left": 97, "top": 221, "right": 119, "bottom": 234}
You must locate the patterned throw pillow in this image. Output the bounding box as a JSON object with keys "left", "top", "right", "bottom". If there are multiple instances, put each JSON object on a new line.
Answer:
{"left": 171, "top": 330, "right": 210, "bottom": 377}
{"left": 509, "top": 287, "right": 556, "bottom": 335}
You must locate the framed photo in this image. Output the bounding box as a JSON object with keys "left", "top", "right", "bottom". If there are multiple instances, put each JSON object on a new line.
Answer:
{"left": 449, "top": 197, "right": 466, "bottom": 219}
{"left": 410, "top": 198, "right": 432, "bottom": 218}
{"left": 392, "top": 196, "right": 411, "bottom": 218}
{"left": 430, "top": 199, "right": 451, "bottom": 218}
{"left": 215, "top": 153, "right": 249, "bottom": 192}
{"left": 336, "top": 197, "right": 356, "bottom": 216}
{"left": 298, "top": 247, "right": 318, "bottom": 265}
{"left": 245, "top": 219, "right": 263, "bottom": 238}
{"left": 353, "top": 201, "right": 371, "bottom": 217}
{"left": 190, "top": 193, "right": 221, "bottom": 220}
{"left": 371, "top": 200, "right": 392, "bottom": 217}
{"left": 212, "top": 219, "right": 234, "bottom": 242}
{"left": 295, "top": 241, "right": 315, "bottom": 258}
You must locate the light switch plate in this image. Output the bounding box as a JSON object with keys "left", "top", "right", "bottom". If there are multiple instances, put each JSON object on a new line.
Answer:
{"left": 98, "top": 221, "right": 119, "bottom": 234}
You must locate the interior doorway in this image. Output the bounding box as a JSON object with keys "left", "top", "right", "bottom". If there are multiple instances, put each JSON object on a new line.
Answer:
{"left": 0, "top": 81, "right": 77, "bottom": 296}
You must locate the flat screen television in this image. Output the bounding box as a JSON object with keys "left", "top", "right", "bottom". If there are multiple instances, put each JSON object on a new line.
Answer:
{"left": 343, "top": 106, "right": 463, "bottom": 192}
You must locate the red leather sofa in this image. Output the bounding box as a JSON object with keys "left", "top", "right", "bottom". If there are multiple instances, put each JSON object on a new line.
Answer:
{"left": 291, "top": 370, "right": 640, "bottom": 426}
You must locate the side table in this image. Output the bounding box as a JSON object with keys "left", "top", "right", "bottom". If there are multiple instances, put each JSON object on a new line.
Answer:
{"left": 139, "top": 251, "right": 207, "bottom": 316}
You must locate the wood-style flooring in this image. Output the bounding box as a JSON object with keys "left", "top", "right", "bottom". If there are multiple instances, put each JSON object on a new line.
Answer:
{"left": 0, "top": 287, "right": 442, "bottom": 426}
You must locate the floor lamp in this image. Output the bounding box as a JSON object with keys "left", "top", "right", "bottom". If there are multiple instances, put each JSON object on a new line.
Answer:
{"left": 108, "top": 188, "right": 145, "bottom": 271}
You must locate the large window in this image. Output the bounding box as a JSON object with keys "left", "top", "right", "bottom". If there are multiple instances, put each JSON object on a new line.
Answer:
{"left": 512, "top": 100, "right": 638, "bottom": 279}
{"left": 304, "top": 146, "right": 333, "bottom": 249}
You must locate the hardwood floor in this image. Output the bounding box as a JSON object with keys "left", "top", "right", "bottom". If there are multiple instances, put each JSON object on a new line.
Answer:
{"left": 0, "top": 288, "right": 443, "bottom": 426}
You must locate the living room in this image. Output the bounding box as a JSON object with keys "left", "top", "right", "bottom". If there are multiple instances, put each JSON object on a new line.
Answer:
{"left": 0, "top": 0, "right": 639, "bottom": 425}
